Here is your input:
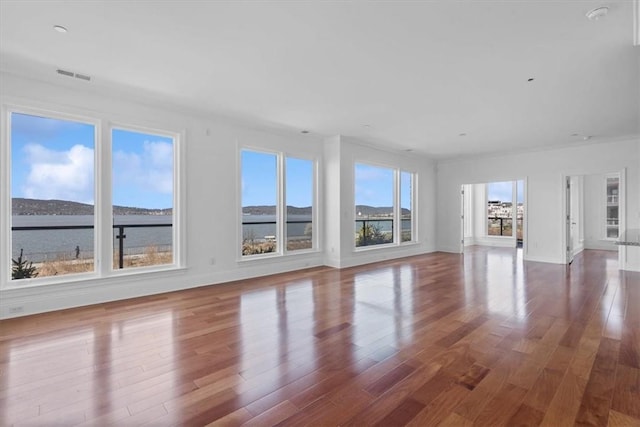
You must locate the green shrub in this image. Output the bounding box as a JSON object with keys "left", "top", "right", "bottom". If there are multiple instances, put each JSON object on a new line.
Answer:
{"left": 12, "top": 249, "right": 38, "bottom": 280}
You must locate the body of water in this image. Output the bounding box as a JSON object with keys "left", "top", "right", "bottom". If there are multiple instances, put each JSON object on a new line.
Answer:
{"left": 12, "top": 215, "right": 173, "bottom": 262}
{"left": 12, "top": 214, "right": 411, "bottom": 262}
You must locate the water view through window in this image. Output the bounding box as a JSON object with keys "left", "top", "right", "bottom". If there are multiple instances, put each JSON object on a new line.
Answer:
{"left": 241, "top": 150, "right": 314, "bottom": 256}
{"left": 285, "top": 157, "right": 313, "bottom": 251}
{"left": 9, "top": 112, "right": 177, "bottom": 281}
{"left": 10, "top": 112, "right": 96, "bottom": 279}
{"left": 112, "top": 128, "right": 174, "bottom": 269}
{"left": 355, "top": 163, "right": 394, "bottom": 247}
{"left": 241, "top": 150, "right": 278, "bottom": 255}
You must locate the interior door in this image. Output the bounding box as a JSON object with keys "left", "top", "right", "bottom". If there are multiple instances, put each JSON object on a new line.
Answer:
{"left": 566, "top": 177, "right": 574, "bottom": 264}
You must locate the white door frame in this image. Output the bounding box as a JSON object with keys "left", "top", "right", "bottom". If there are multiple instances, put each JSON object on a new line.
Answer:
{"left": 562, "top": 169, "right": 626, "bottom": 266}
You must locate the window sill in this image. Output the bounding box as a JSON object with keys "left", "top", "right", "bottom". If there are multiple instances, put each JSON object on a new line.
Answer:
{"left": 2, "top": 265, "right": 187, "bottom": 292}
{"left": 237, "top": 248, "right": 322, "bottom": 263}
{"left": 354, "top": 241, "right": 417, "bottom": 252}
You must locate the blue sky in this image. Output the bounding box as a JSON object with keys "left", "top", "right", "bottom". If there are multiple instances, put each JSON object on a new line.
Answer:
{"left": 487, "top": 180, "right": 525, "bottom": 203}
{"left": 11, "top": 113, "right": 174, "bottom": 210}
{"left": 354, "top": 163, "right": 411, "bottom": 209}
{"left": 241, "top": 150, "right": 313, "bottom": 207}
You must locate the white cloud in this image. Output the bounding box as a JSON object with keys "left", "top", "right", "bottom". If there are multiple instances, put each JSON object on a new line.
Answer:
{"left": 22, "top": 144, "right": 94, "bottom": 203}
{"left": 113, "top": 141, "right": 173, "bottom": 194}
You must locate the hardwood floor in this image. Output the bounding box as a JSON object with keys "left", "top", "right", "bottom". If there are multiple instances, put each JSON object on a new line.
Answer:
{"left": 1, "top": 247, "right": 638, "bottom": 426}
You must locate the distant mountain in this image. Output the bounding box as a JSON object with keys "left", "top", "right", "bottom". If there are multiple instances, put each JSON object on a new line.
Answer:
{"left": 12, "top": 198, "right": 172, "bottom": 216}
{"left": 242, "top": 205, "right": 312, "bottom": 215}
{"left": 356, "top": 205, "right": 411, "bottom": 216}
{"left": 242, "top": 205, "right": 409, "bottom": 216}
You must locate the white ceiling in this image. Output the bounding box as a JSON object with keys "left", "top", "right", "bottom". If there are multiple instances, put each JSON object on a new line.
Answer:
{"left": 1, "top": 1, "right": 638, "bottom": 158}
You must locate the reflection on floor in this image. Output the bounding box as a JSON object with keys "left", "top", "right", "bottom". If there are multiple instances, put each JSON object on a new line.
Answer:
{"left": 0, "top": 247, "right": 638, "bottom": 426}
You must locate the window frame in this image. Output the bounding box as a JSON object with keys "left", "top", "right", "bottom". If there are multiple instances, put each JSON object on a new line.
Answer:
{"left": 399, "top": 170, "right": 417, "bottom": 244}
{"left": 238, "top": 147, "right": 318, "bottom": 260}
{"left": 1, "top": 103, "right": 185, "bottom": 289}
{"left": 353, "top": 162, "right": 417, "bottom": 251}
{"left": 284, "top": 155, "right": 318, "bottom": 254}
{"left": 108, "top": 122, "right": 183, "bottom": 275}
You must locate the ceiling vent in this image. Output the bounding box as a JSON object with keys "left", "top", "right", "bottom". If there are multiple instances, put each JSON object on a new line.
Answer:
{"left": 56, "top": 68, "right": 91, "bottom": 81}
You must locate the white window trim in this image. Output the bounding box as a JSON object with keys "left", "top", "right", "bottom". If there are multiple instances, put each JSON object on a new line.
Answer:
{"left": 238, "top": 148, "right": 318, "bottom": 260}
{"left": 401, "top": 170, "right": 418, "bottom": 245}
{"left": 108, "top": 122, "right": 184, "bottom": 273}
{"left": 1, "top": 104, "right": 185, "bottom": 290}
{"left": 353, "top": 162, "right": 417, "bottom": 251}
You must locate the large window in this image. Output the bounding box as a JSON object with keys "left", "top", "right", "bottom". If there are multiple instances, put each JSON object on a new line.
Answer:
{"left": 241, "top": 149, "right": 315, "bottom": 257}
{"left": 354, "top": 163, "right": 415, "bottom": 248}
{"left": 6, "top": 109, "right": 181, "bottom": 283}
{"left": 241, "top": 150, "right": 279, "bottom": 255}
{"left": 606, "top": 175, "right": 619, "bottom": 239}
{"left": 112, "top": 128, "right": 175, "bottom": 269}
{"left": 10, "top": 112, "right": 96, "bottom": 279}
{"left": 285, "top": 157, "right": 314, "bottom": 251}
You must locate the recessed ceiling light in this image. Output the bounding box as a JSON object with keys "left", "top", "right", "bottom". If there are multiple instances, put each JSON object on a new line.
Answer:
{"left": 53, "top": 25, "right": 68, "bottom": 33}
{"left": 586, "top": 7, "right": 609, "bottom": 21}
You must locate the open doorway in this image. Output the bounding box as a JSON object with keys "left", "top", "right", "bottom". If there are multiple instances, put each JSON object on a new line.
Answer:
{"left": 461, "top": 179, "right": 526, "bottom": 254}
{"left": 564, "top": 171, "right": 623, "bottom": 265}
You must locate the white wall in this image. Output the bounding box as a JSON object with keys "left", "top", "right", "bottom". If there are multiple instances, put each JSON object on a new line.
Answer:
{"left": 0, "top": 72, "right": 437, "bottom": 318}
{"left": 437, "top": 138, "right": 640, "bottom": 269}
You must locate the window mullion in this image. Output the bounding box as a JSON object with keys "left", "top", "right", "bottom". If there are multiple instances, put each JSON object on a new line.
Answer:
{"left": 394, "top": 169, "right": 400, "bottom": 244}
{"left": 96, "top": 121, "right": 110, "bottom": 276}
{"left": 279, "top": 154, "right": 285, "bottom": 254}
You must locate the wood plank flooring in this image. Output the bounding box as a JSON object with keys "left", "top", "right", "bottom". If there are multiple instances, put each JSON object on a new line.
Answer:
{"left": 1, "top": 247, "right": 638, "bottom": 426}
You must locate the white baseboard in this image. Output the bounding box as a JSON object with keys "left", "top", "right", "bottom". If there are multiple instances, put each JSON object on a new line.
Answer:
{"left": 572, "top": 241, "right": 585, "bottom": 257}
{"left": 438, "top": 245, "right": 462, "bottom": 254}
{"left": 523, "top": 254, "right": 565, "bottom": 264}
{"left": 584, "top": 239, "right": 617, "bottom": 251}
{"left": 474, "top": 236, "right": 516, "bottom": 248}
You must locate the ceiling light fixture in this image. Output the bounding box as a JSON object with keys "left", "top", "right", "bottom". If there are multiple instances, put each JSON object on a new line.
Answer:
{"left": 53, "top": 25, "right": 68, "bottom": 33}
{"left": 301, "top": 130, "right": 309, "bottom": 134}
{"left": 586, "top": 6, "right": 609, "bottom": 20}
